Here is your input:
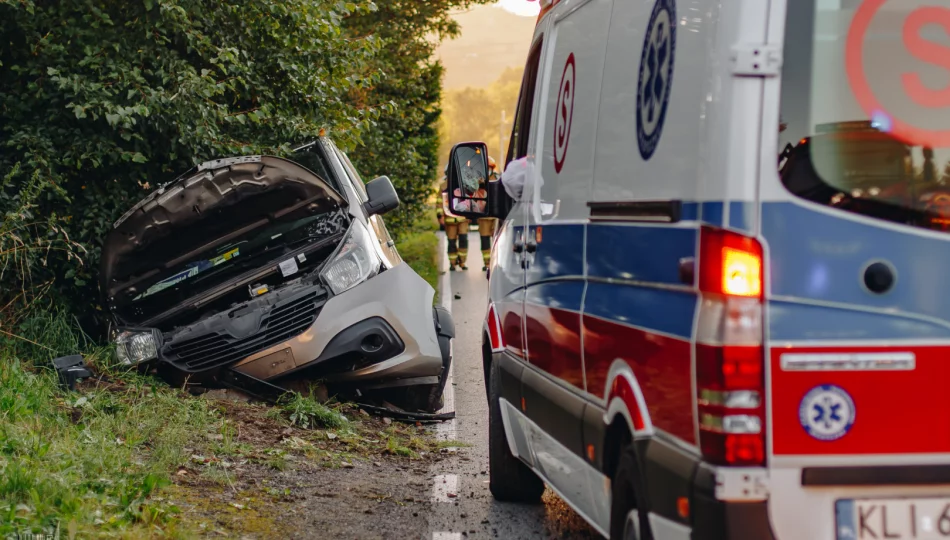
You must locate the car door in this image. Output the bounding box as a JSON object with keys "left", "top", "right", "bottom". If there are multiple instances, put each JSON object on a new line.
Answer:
{"left": 331, "top": 143, "right": 402, "bottom": 266}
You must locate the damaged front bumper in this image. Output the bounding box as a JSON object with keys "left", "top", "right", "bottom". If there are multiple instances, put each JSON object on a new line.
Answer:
{"left": 117, "top": 263, "right": 452, "bottom": 398}
{"left": 230, "top": 262, "right": 447, "bottom": 386}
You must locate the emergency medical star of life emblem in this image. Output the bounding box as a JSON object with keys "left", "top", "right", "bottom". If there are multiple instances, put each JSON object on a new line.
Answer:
{"left": 799, "top": 384, "right": 856, "bottom": 442}
{"left": 636, "top": 0, "right": 676, "bottom": 161}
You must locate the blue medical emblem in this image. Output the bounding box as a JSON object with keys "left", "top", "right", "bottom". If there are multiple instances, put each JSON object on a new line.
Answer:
{"left": 636, "top": 0, "right": 677, "bottom": 160}
{"left": 799, "top": 384, "right": 856, "bottom": 441}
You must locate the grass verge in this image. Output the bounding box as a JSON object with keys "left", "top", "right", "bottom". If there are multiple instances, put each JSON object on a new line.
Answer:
{"left": 0, "top": 354, "right": 218, "bottom": 537}
{"left": 395, "top": 207, "right": 440, "bottom": 302}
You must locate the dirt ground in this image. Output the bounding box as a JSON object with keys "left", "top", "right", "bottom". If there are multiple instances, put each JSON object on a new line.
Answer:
{"left": 163, "top": 395, "right": 456, "bottom": 539}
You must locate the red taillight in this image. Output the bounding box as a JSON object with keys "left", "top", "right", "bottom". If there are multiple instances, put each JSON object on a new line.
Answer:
{"left": 696, "top": 227, "right": 766, "bottom": 467}
{"left": 699, "top": 226, "right": 764, "bottom": 299}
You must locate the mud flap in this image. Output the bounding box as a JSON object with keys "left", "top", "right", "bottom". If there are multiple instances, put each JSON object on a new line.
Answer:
{"left": 428, "top": 305, "right": 456, "bottom": 411}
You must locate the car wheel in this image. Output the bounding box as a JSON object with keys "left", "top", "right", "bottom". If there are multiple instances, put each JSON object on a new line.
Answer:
{"left": 609, "top": 446, "right": 652, "bottom": 540}
{"left": 488, "top": 359, "right": 544, "bottom": 503}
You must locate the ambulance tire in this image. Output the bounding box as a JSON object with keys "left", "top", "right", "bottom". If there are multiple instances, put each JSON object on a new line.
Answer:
{"left": 488, "top": 359, "right": 544, "bottom": 503}
{"left": 609, "top": 446, "right": 652, "bottom": 540}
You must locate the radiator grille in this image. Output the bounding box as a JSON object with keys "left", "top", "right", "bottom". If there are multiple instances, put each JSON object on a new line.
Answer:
{"left": 164, "top": 291, "right": 322, "bottom": 372}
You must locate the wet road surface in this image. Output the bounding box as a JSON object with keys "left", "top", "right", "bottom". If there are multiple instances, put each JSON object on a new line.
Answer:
{"left": 425, "top": 232, "right": 599, "bottom": 540}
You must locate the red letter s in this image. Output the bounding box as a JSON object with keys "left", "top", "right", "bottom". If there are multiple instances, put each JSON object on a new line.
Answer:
{"left": 903, "top": 7, "right": 950, "bottom": 108}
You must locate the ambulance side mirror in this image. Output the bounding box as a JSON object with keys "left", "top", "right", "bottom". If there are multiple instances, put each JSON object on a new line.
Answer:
{"left": 447, "top": 142, "right": 493, "bottom": 220}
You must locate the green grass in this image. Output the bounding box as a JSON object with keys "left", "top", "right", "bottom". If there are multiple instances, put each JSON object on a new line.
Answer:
{"left": 396, "top": 207, "right": 441, "bottom": 302}
{"left": 0, "top": 311, "right": 221, "bottom": 537}
{"left": 0, "top": 357, "right": 220, "bottom": 537}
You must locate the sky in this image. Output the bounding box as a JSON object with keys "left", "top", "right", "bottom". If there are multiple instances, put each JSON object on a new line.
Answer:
{"left": 494, "top": 0, "right": 540, "bottom": 17}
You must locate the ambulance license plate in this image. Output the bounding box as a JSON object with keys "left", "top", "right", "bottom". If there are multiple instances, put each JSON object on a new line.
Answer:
{"left": 836, "top": 498, "right": 950, "bottom": 539}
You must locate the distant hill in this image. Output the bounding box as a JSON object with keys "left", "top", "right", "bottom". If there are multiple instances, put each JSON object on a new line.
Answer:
{"left": 435, "top": 5, "right": 535, "bottom": 90}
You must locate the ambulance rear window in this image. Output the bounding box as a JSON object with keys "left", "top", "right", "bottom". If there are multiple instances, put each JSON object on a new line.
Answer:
{"left": 779, "top": 0, "right": 950, "bottom": 231}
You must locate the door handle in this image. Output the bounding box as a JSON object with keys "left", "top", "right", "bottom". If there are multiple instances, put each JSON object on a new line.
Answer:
{"left": 513, "top": 232, "right": 525, "bottom": 253}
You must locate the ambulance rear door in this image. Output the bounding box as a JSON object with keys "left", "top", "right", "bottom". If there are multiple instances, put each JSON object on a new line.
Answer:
{"left": 761, "top": 1, "right": 950, "bottom": 539}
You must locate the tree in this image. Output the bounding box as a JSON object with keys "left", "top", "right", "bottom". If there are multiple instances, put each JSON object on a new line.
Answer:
{"left": 342, "top": 0, "right": 493, "bottom": 237}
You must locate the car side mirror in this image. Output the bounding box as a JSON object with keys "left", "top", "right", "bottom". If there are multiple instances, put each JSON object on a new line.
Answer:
{"left": 447, "top": 141, "right": 494, "bottom": 219}
{"left": 363, "top": 175, "right": 400, "bottom": 216}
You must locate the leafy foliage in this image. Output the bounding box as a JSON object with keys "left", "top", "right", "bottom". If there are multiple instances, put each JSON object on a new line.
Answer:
{"left": 0, "top": 0, "right": 380, "bottom": 333}
{"left": 342, "top": 0, "right": 492, "bottom": 237}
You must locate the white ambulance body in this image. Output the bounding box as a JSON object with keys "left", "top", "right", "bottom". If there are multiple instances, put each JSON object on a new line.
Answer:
{"left": 444, "top": 0, "right": 950, "bottom": 538}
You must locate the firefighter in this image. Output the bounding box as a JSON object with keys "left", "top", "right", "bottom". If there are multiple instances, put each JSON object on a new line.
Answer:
{"left": 441, "top": 170, "right": 469, "bottom": 271}
{"left": 476, "top": 156, "right": 500, "bottom": 271}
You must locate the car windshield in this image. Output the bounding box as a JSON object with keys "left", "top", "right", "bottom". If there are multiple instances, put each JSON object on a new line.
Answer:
{"left": 779, "top": 0, "right": 950, "bottom": 230}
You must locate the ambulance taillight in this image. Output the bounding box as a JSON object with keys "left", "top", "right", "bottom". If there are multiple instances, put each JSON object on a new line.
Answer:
{"left": 696, "top": 227, "right": 766, "bottom": 466}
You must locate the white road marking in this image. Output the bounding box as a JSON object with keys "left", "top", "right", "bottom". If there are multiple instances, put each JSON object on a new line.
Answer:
{"left": 435, "top": 233, "right": 457, "bottom": 443}
{"left": 431, "top": 473, "right": 459, "bottom": 503}
{"left": 433, "top": 533, "right": 462, "bottom": 540}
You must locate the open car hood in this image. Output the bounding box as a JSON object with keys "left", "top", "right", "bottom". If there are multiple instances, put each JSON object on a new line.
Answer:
{"left": 101, "top": 155, "right": 346, "bottom": 311}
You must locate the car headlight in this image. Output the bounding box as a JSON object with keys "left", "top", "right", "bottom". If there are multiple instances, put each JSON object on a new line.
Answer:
{"left": 114, "top": 330, "right": 160, "bottom": 366}
{"left": 320, "top": 219, "right": 381, "bottom": 295}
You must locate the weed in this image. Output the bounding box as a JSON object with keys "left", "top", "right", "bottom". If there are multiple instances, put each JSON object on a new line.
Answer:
{"left": 279, "top": 392, "right": 347, "bottom": 430}
{"left": 200, "top": 467, "right": 233, "bottom": 487}
{"left": 385, "top": 436, "right": 415, "bottom": 458}
{"left": 262, "top": 449, "right": 290, "bottom": 471}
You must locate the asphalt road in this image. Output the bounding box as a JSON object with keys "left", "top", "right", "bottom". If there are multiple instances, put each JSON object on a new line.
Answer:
{"left": 425, "top": 232, "right": 599, "bottom": 540}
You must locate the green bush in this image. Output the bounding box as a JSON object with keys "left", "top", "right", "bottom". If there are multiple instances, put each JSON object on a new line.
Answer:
{"left": 0, "top": 0, "right": 381, "bottom": 333}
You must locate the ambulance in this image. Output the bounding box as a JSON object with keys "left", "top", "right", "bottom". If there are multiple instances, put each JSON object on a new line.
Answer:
{"left": 443, "top": 0, "right": 950, "bottom": 538}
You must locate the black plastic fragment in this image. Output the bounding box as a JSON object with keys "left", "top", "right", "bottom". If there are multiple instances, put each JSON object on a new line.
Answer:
{"left": 219, "top": 368, "right": 456, "bottom": 423}
{"left": 52, "top": 355, "right": 93, "bottom": 391}
{"left": 218, "top": 368, "right": 291, "bottom": 403}
{"left": 356, "top": 402, "right": 456, "bottom": 423}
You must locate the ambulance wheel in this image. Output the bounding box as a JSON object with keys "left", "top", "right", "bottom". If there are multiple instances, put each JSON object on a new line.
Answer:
{"left": 488, "top": 359, "right": 544, "bottom": 503}
{"left": 609, "top": 447, "right": 652, "bottom": 540}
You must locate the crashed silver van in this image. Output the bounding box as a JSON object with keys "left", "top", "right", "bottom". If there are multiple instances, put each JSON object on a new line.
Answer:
{"left": 100, "top": 138, "right": 454, "bottom": 412}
